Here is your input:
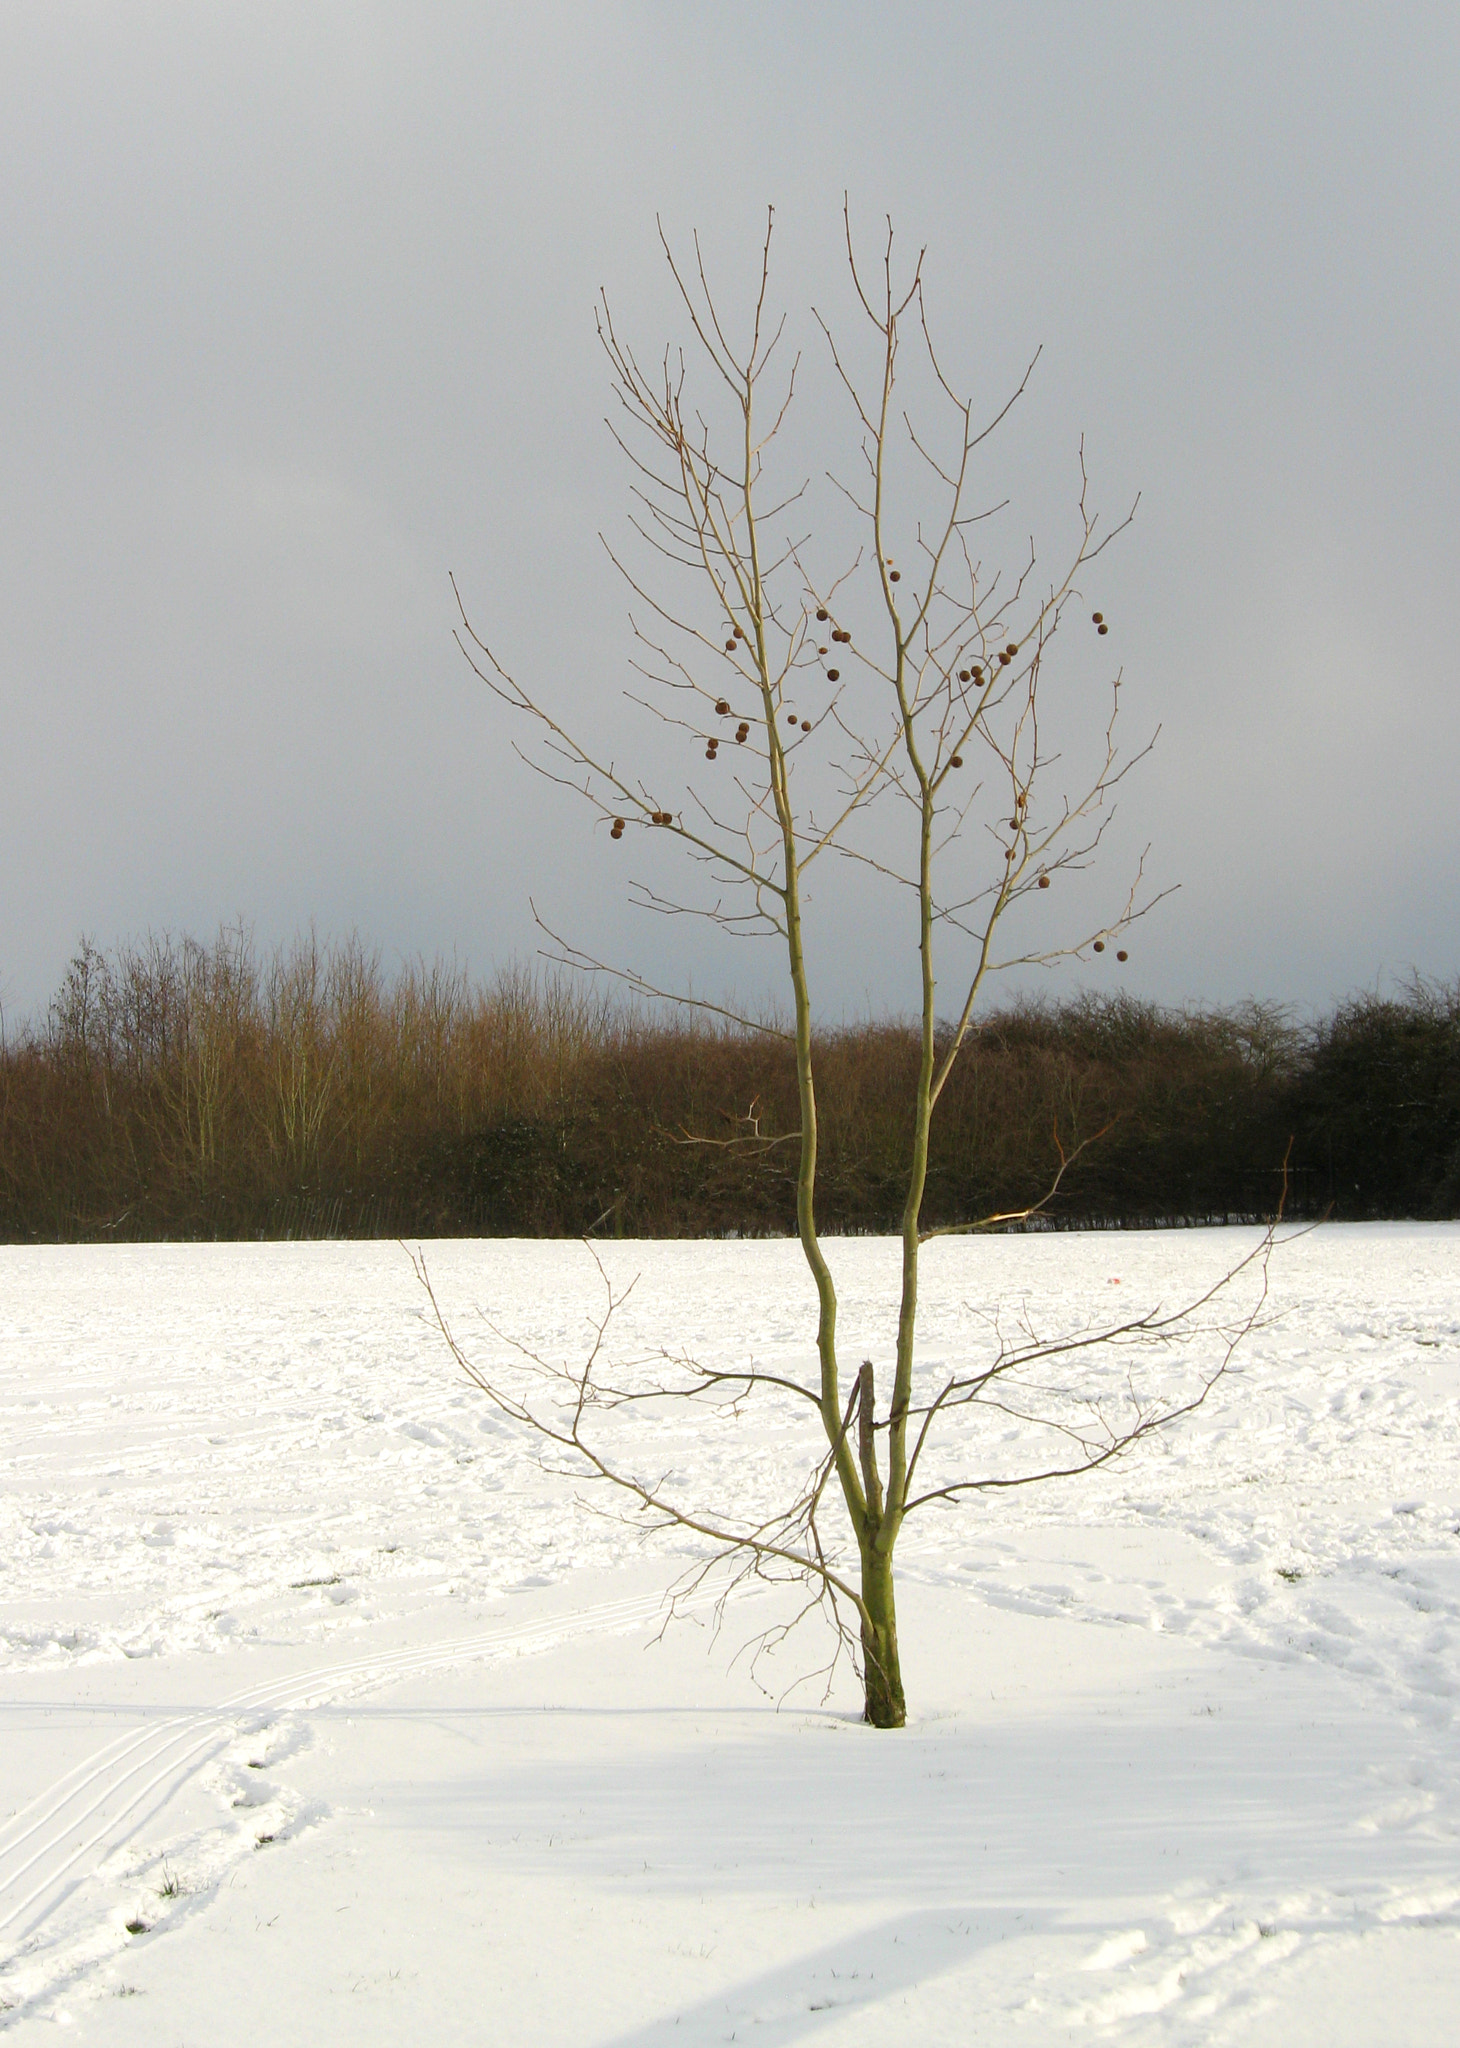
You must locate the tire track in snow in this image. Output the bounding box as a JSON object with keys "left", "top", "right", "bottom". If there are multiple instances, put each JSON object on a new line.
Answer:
{"left": 0, "top": 1585, "right": 689, "bottom": 1960}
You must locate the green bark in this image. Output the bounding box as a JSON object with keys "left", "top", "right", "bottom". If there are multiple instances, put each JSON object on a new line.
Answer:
{"left": 856, "top": 1359, "right": 906, "bottom": 1725}
{"left": 858, "top": 1542, "right": 906, "bottom": 1729}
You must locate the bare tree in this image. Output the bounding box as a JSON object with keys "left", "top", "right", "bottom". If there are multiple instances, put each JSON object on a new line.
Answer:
{"left": 432, "top": 207, "right": 1281, "bottom": 1726}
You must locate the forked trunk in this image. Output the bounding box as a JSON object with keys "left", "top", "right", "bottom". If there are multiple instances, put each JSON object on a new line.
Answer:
{"left": 859, "top": 1546, "right": 906, "bottom": 1728}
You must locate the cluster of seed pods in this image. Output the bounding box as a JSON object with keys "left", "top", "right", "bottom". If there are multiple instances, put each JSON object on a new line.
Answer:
{"left": 707, "top": 695, "right": 750, "bottom": 750}
{"left": 808, "top": 607, "right": 847, "bottom": 684}
{"left": 708, "top": 626, "right": 757, "bottom": 756}
{"left": 618, "top": 602, "right": 1128, "bottom": 968}
{"left": 608, "top": 810, "right": 670, "bottom": 838}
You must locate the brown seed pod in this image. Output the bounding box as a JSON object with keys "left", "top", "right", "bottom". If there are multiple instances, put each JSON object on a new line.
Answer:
{"left": 971, "top": 664, "right": 984, "bottom": 678}
{"left": 1092, "top": 612, "right": 1104, "bottom": 625}
{"left": 715, "top": 698, "right": 730, "bottom": 716}
{"left": 800, "top": 718, "right": 811, "bottom": 731}
{"left": 998, "top": 651, "right": 1011, "bottom": 666}
{"left": 826, "top": 667, "right": 840, "bottom": 681}
{"left": 613, "top": 817, "right": 625, "bottom": 831}
{"left": 735, "top": 728, "right": 748, "bottom": 743}
{"left": 725, "top": 639, "right": 737, "bottom": 651}
{"left": 1093, "top": 940, "right": 1105, "bottom": 953}
{"left": 1038, "top": 873, "right": 1051, "bottom": 889}
{"left": 1116, "top": 949, "right": 1128, "bottom": 962}
{"left": 786, "top": 711, "right": 798, "bottom": 724}
{"left": 705, "top": 746, "right": 717, "bottom": 760}
{"left": 1005, "top": 642, "right": 1018, "bottom": 656}
{"left": 1005, "top": 848, "right": 1015, "bottom": 862}
{"left": 733, "top": 624, "right": 745, "bottom": 639}
{"left": 816, "top": 607, "right": 829, "bottom": 622}
{"left": 889, "top": 569, "right": 901, "bottom": 582}
{"left": 1010, "top": 818, "right": 1020, "bottom": 830}
{"left": 950, "top": 753, "right": 963, "bottom": 768}
{"left": 1097, "top": 623, "right": 1109, "bottom": 635}
{"left": 818, "top": 645, "right": 828, "bottom": 655}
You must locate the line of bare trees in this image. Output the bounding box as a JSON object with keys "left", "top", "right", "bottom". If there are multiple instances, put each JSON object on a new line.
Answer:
{"left": 1, "top": 926, "right": 1452, "bottom": 1241}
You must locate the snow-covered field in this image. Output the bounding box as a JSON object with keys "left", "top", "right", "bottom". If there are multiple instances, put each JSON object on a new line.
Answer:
{"left": 1, "top": 1226, "right": 1457, "bottom": 2044}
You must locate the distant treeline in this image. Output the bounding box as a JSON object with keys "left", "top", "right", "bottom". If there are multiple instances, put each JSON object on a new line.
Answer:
{"left": 1, "top": 930, "right": 1456, "bottom": 1240}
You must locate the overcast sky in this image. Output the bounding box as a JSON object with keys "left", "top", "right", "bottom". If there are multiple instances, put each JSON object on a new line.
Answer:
{"left": 3, "top": 2, "right": 1457, "bottom": 1027}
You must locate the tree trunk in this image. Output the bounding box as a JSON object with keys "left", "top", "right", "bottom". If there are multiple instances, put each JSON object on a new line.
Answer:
{"left": 860, "top": 1546, "right": 906, "bottom": 1728}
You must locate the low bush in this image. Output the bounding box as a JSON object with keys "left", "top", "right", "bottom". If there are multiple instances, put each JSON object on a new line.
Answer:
{"left": 0, "top": 929, "right": 1452, "bottom": 1238}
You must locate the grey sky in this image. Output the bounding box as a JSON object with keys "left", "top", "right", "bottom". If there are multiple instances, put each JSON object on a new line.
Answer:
{"left": 3, "top": 2, "right": 1457, "bottom": 1026}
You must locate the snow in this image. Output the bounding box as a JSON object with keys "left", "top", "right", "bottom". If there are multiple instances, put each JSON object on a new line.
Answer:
{"left": 1, "top": 1225, "right": 1457, "bottom": 2043}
